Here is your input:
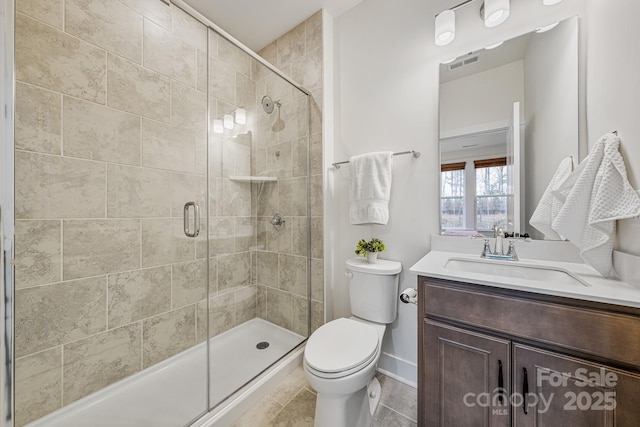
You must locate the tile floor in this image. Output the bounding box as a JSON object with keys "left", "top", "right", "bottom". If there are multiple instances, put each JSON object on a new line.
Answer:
{"left": 231, "top": 367, "right": 417, "bottom": 427}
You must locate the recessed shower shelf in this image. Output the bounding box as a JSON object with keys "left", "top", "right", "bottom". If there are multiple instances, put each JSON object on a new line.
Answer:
{"left": 229, "top": 176, "right": 278, "bottom": 183}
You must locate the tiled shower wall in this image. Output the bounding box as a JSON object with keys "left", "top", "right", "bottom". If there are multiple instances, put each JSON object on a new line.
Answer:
{"left": 12, "top": 0, "right": 263, "bottom": 424}
{"left": 253, "top": 12, "right": 324, "bottom": 336}
{"left": 12, "top": 0, "right": 323, "bottom": 425}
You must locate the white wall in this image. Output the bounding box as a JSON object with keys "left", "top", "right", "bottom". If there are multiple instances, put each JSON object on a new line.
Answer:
{"left": 330, "top": 0, "right": 640, "bottom": 384}
{"left": 331, "top": 0, "right": 438, "bottom": 384}
{"left": 523, "top": 18, "right": 579, "bottom": 238}
{"left": 440, "top": 60, "right": 524, "bottom": 136}
{"left": 441, "top": 144, "right": 506, "bottom": 163}
{"left": 585, "top": 0, "right": 640, "bottom": 257}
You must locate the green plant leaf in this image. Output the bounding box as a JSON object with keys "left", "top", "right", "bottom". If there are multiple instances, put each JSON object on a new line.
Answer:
{"left": 354, "top": 237, "right": 386, "bottom": 254}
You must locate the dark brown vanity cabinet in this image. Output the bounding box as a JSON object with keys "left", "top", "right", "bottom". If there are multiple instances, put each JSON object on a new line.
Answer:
{"left": 513, "top": 345, "right": 640, "bottom": 427}
{"left": 418, "top": 276, "right": 640, "bottom": 427}
{"left": 423, "top": 320, "right": 511, "bottom": 427}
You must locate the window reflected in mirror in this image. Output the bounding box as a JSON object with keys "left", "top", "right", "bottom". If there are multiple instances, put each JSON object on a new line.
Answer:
{"left": 440, "top": 163, "right": 465, "bottom": 229}
{"left": 475, "top": 158, "right": 509, "bottom": 231}
{"left": 441, "top": 157, "right": 510, "bottom": 233}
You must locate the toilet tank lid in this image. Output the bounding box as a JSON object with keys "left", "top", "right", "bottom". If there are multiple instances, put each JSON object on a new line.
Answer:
{"left": 346, "top": 257, "right": 402, "bottom": 275}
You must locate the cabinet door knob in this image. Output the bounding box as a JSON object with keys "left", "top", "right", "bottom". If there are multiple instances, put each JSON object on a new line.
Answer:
{"left": 523, "top": 367, "right": 529, "bottom": 415}
{"left": 498, "top": 360, "right": 504, "bottom": 404}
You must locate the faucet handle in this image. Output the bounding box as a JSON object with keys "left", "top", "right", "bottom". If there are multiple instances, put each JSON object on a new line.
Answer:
{"left": 506, "top": 240, "right": 518, "bottom": 261}
{"left": 481, "top": 239, "right": 492, "bottom": 257}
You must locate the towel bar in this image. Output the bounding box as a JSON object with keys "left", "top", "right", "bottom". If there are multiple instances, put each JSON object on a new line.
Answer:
{"left": 332, "top": 150, "right": 421, "bottom": 169}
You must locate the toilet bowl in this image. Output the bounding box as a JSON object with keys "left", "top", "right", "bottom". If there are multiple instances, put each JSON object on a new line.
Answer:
{"left": 304, "top": 317, "right": 385, "bottom": 427}
{"left": 304, "top": 258, "right": 401, "bottom": 427}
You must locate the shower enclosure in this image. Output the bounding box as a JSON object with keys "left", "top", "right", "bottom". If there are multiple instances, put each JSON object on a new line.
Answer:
{"left": 4, "top": 0, "right": 314, "bottom": 425}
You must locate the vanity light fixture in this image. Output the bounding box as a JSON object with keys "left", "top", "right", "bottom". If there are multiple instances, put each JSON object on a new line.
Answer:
{"left": 235, "top": 108, "right": 246, "bottom": 125}
{"left": 213, "top": 119, "right": 224, "bottom": 134}
{"left": 535, "top": 22, "right": 560, "bottom": 33}
{"left": 484, "top": 41, "right": 504, "bottom": 49}
{"left": 435, "top": 0, "right": 511, "bottom": 47}
{"left": 435, "top": 9, "right": 456, "bottom": 46}
{"left": 223, "top": 114, "right": 234, "bottom": 129}
{"left": 484, "top": 0, "right": 510, "bottom": 28}
{"left": 543, "top": 0, "right": 563, "bottom": 5}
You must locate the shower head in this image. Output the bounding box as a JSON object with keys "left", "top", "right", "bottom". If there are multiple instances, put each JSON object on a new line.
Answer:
{"left": 261, "top": 95, "right": 281, "bottom": 114}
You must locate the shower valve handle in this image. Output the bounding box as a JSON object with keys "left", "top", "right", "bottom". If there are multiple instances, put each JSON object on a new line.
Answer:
{"left": 270, "top": 214, "right": 285, "bottom": 228}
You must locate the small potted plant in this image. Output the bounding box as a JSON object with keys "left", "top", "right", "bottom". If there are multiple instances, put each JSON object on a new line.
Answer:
{"left": 355, "top": 238, "right": 386, "bottom": 264}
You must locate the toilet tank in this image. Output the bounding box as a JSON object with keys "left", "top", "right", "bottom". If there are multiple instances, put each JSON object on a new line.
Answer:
{"left": 345, "top": 257, "right": 402, "bottom": 324}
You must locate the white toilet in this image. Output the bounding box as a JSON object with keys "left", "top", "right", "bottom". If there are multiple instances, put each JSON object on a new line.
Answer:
{"left": 304, "top": 257, "right": 402, "bottom": 427}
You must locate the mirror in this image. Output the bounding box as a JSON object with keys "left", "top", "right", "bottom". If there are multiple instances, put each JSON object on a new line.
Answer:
{"left": 439, "top": 16, "right": 579, "bottom": 239}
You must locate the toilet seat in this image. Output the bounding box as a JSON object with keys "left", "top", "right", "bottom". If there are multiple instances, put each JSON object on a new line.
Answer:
{"left": 304, "top": 318, "right": 379, "bottom": 379}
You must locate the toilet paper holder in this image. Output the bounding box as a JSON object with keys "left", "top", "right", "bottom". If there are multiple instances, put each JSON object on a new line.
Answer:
{"left": 399, "top": 288, "right": 417, "bottom": 305}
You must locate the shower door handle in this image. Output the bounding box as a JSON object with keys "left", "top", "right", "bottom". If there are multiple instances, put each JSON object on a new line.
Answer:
{"left": 183, "top": 202, "right": 200, "bottom": 238}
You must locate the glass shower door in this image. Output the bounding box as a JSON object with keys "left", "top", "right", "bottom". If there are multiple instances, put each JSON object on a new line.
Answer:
{"left": 12, "top": 2, "right": 210, "bottom": 426}
{"left": 11, "top": 0, "right": 314, "bottom": 423}
{"left": 206, "top": 27, "right": 311, "bottom": 409}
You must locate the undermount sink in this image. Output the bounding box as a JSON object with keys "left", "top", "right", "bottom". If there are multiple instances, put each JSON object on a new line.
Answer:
{"left": 444, "top": 257, "right": 590, "bottom": 287}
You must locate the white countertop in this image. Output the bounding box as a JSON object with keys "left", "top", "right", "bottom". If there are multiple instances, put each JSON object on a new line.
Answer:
{"left": 410, "top": 250, "right": 640, "bottom": 309}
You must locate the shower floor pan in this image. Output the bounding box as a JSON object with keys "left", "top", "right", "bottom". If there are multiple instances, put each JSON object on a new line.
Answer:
{"left": 29, "top": 318, "right": 304, "bottom": 427}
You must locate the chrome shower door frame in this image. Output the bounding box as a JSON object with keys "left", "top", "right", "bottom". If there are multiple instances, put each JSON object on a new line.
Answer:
{"left": 1, "top": 0, "right": 15, "bottom": 425}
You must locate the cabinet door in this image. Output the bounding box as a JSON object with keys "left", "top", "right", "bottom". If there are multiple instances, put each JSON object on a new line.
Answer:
{"left": 423, "top": 319, "right": 511, "bottom": 427}
{"left": 513, "top": 344, "right": 640, "bottom": 427}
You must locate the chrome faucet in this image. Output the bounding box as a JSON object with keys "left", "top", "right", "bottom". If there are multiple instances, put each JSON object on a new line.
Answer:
{"left": 494, "top": 228, "right": 504, "bottom": 255}
{"left": 481, "top": 235, "right": 518, "bottom": 261}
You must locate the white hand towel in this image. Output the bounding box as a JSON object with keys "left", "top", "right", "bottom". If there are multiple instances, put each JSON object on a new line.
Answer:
{"left": 349, "top": 151, "right": 393, "bottom": 225}
{"left": 552, "top": 132, "right": 640, "bottom": 277}
{"left": 529, "top": 156, "right": 574, "bottom": 240}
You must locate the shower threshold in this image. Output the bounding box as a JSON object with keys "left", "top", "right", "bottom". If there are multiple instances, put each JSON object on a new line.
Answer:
{"left": 28, "top": 318, "right": 305, "bottom": 427}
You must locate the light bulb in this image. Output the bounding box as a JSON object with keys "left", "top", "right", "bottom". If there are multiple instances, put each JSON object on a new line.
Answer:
{"left": 485, "top": 41, "right": 504, "bottom": 50}
{"left": 484, "top": 0, "right": 510, "bottom": 28}
{"left": 535, "top": 22, "right": 559, "bottom": 33}
{"left": 224, "top": 114, "right": 234, "bottom": 129}
{"left": 235, "top": 108, "right": 246, "bottom": 125}
{"left": 213, "top": 119, "right": 223, "bottom": 134}
{"left": 435, "top": 10, "right": 455, "bottom": 47}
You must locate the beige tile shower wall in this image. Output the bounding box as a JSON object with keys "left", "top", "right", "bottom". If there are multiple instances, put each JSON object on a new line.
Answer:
{"left": 12, "top": 1, "right": 252, "bottom": 425}
{"left": 253, "top": 11, "right": 324, "bottom": 337}
{"left": 204, "top": 26, "right": 259, "bottom": 346}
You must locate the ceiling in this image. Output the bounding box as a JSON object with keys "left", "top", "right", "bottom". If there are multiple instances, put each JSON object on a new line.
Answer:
{"left": 439, "top": 32, "right": 534, "bottom": 83}
{"left": 183, "top": 0, "right": 364, "bottom": 52}
{"left": 440, "top": 129, "right": 508, "bottom": 153}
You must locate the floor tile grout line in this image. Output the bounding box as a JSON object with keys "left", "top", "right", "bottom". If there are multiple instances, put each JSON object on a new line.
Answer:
{"left": 267, "top": 385, "right": 309, "bottom": 423}
{"left": 377, "top": 402, "right": 418, "bottom": 424}
{"left": 270, "top": 379, "right": 307, "bottom": 407}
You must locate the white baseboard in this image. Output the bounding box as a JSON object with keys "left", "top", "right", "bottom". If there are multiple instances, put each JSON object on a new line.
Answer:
{"left": 377, "top": 352, "right": 417, "bottom": 388}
